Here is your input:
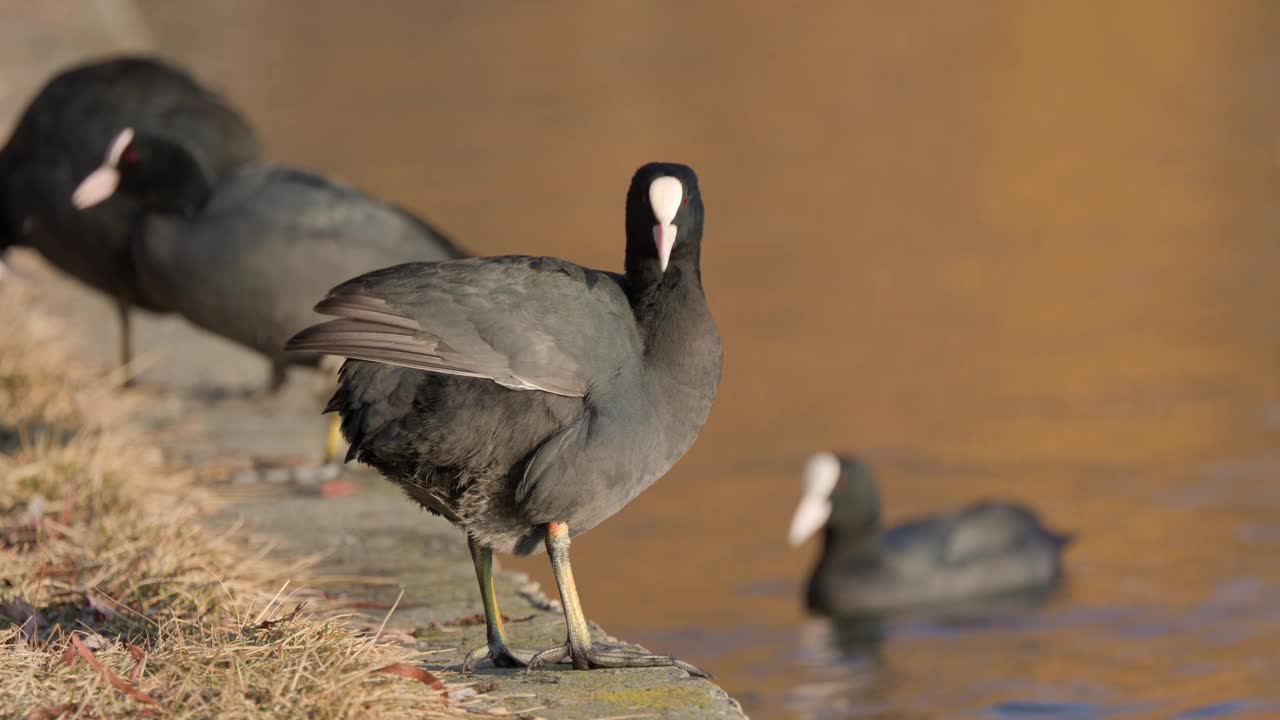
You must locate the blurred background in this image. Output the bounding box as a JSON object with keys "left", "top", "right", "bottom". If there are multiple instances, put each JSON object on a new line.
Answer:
{"left": 7, "top": 1, "right": 1280, "bottom": 717}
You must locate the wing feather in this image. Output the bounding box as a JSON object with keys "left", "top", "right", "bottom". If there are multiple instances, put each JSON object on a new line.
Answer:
{"left": 285, "top": 256, "right": 641, "bottom": 398}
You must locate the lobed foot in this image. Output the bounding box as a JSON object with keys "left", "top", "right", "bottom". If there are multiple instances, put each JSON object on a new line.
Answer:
{"left": 462, "top": 642, "right": 535, "bottom": 672}
{"left": 526, "top": 641, "right": 712, "bottom": 678}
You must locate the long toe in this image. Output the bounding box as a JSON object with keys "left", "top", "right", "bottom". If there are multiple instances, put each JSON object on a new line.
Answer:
{"left": 524, "top": 644, "right": 571, "bottom": 672}
{"left": 583, "top": 644, "right": 713, "bottom": 678}
{"left": 524, "top": 641, "right": 711, "bottom": 678}
{"left": 462, "top": 643, "right": 534, "bottom": 672}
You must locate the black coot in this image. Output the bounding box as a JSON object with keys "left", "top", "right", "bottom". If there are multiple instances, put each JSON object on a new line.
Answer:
{"left": 0, "top": 56, "right": 260, "bottom": 372}
{"left": 789, "top": 452, "right": 1072, "bottom": 616}
{"left": 287, "top": 163, "right": 721, "bottom": 676}
{"left": 71, "top": 128, "right": 464, "bottom": 460}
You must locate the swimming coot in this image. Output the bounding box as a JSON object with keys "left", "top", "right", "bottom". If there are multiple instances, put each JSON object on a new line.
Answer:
{"left": 789, "top": 452, "right": 1071, "bottom": 616}
{"left": 287, "top": 162, "right": 721, "bottom": 676}
{"left": 0, "top": 56, "right": 260, "bottom": 375}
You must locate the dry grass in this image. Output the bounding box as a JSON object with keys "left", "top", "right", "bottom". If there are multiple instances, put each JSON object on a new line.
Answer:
{"left": 0, "top": 285, "right": 466, "bottom": 719}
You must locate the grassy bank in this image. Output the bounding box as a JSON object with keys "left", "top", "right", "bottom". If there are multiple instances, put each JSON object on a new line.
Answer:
{"left": 0, "top": 285, "right": 462, "bottom": 719}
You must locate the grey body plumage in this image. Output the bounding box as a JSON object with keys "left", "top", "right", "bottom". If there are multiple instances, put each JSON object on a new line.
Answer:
{"left": 794, "top": 454, "right": 1072, "bottom": 616}
{"left": 135, "top": 163, "right": 462, "bottom": 371}
{"left": 287, "top": 163, "right": 722, "bottom": 555}
{"left": 72, "top": 128, "right": 462, "bottom": 385}
{"left": 0, "top": 56, "right": 260, "bottom": 309}
{"left": 288, "top": 162, "right": 719, "bottom": 676}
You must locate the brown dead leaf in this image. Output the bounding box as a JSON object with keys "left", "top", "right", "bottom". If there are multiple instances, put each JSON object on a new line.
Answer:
{"left": 57, "top": 642, "right": 76, "bottom": 667}
{"left": 377, "top": 662, "right": 447, "bottom": 696}
{"left": 71, "top": 634, "right": 159, "bottom": 705}
{"left": 33, "top": 561, "right": 79, "bottom": 578}
{"left": 27, "top": 703, "right": 77, "bottom": 720}
{"left": 128, "top": 642, "right": 147, "bottom": 683}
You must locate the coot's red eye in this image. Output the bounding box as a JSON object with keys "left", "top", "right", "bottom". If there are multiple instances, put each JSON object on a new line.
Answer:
{"left": 123, "top": 148, "right": 140, "bottom": 164}
{"left": 681, "top": 195, "right": 690, "bottom": 206}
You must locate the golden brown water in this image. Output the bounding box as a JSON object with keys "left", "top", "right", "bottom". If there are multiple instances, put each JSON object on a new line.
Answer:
{"left": 136, "top": 2, "right": 1280, "bottom": 717}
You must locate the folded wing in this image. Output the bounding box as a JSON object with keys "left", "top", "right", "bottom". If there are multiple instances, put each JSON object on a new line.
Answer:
{"left": 286, "top": 255, "right": 640, "bottom": 398}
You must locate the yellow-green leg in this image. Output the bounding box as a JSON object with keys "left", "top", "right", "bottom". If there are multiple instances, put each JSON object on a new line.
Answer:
{"left": 462, "top": 535, "right": 532, "bottom": 670}
{"left": 117, "top": 300, "right": 134, "bottom": 387}
{"left": 323, "top": 415, "right": 344, "bottom": 464}
{"left": 526, "top": 521, "right": 711, "bottom": 677}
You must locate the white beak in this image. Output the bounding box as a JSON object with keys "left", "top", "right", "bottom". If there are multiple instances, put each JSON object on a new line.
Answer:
{"left": 789, "top": 452, "right": 842, "bottom": 546}
{"left": 72, "top": 167, "right": 121, "bottom": 209}
{"left": 788, "top": 496, "right": 833, "bottom": 547}
{"left": 652, "top": 222, "right": 676, "bottom": 272}
{"left": 71, "top": 127, "right": 133, "bottom": 210}
{"left": 648, "top": 176, "right": 683, "bottom": 272}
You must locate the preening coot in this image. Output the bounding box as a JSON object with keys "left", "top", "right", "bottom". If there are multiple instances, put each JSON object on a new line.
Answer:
{"left": 0, "top": 56, "right": 260, "bottom": 376}
{"left": 71, "top": 127, "right": 464, "bottom": 460}
{"left": 287, "top": 162, "right": 721, "bottom": 675}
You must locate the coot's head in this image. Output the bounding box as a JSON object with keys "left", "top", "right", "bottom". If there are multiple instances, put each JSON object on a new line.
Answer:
{"left": 71, "top": 127, "right": 211, "bottom": 217}
{"left": 788, "top": 452, "right": 882, "bottom": 547}
{"left": 624, "top": 162, "right": 704, "bottom": 281}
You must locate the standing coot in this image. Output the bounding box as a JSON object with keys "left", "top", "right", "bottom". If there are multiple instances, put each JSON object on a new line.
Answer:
{"left": 287, "top": 163, "right": 721, "bottom": 675}
{"left": 71, "top": 127, "right": 464, "bottom": 460}
{"left": 0, "top": 56, "right": 260, "bottom": 375}
{"left": 790, "top": 452, "right": 1072, "bottom": 616}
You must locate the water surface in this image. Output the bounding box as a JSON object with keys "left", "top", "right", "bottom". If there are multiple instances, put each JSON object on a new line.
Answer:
{"left": 136, "top": 2, "right": 1280, "bottom": 717}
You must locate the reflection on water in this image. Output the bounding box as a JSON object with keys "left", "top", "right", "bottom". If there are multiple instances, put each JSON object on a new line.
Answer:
{"left": 135, "top": 1, "right": 1280, "bottom": 717}
{"left": 786, "top": 584, "right": 1280, "bottom": 719}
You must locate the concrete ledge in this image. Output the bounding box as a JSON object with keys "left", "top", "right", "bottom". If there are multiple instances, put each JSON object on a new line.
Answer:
{"left": 218, "top": 481, "right": 747, "bottom": 719}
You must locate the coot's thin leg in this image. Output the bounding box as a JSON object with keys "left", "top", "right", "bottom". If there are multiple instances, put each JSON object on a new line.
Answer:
{"left": 526, "top": 521, "right": 712, "bottom": 677}
{"left": 323, "top": 415, "right": 344, "bottom": 464}
{"left": 116, "top": 299, "right": 134, "bottom": 387}
{"left": 543, "top": 520, "right": 591, "bottom": 668}
{"left": 462, "top": 534, "right": 533, "bottom": 671}
{"left": 265, "top": 362, "right": 288, "bottom": 395}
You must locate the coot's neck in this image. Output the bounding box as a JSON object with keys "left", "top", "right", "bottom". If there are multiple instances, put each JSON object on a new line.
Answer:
{"left": 804, "top": 526, "right": 880, "bottom": 612}
{"left": 624, "top": 233, "right": 702, "bottom": 295}
{"left": 819, "top": 523, "right": 883, "bottom": 571}
{"left": 626, "top": 249, "right": 720, "bottom": 398}
{"left": 620, "top": 237, "right": 721, "bottom": 469}
{"left": 626, "top": 251, "right": 706, "bottom": 332}
{"left": 125, "top": 135, "right": 216, "bottom": 218}
{"left": 144, "top": 170, "right": 213, "bottom": 218}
